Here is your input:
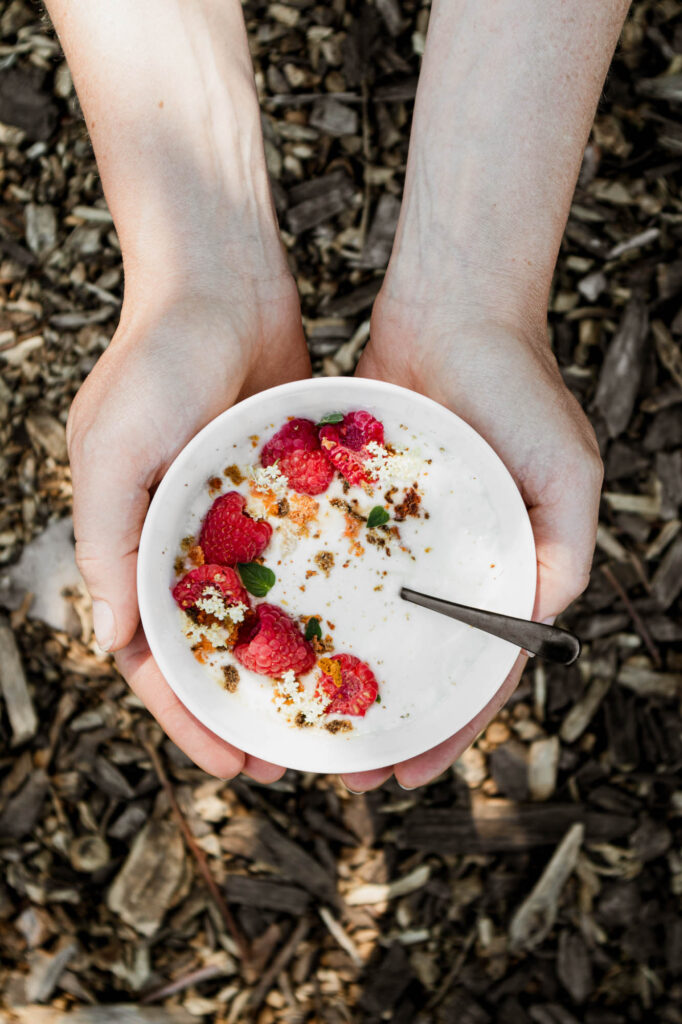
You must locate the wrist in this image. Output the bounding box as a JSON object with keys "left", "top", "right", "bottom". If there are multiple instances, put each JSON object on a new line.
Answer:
{"left": 103, "top": 89, "right": 288, "bottom": 297}
{"left": 378, "top": 247, "right": 549, "bottom": 348}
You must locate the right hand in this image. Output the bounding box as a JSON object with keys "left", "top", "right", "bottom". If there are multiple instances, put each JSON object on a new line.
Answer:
{"left": 67, "top": 273, "right": 310, "bottom": 781}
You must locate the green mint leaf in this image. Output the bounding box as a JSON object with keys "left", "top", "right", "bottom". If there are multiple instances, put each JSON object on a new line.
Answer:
{"left": 305, "top": 617, "right": 322, "bottom": 642}
{"left": 367, "top": 506, "right": 390, "bottom": 528}
{"left": 316, "top": 412, "right": 344, "bottom": 426}
{"left": 375, "top": 694, "right": 382, "bottom": 704}
{"left": 237, "top": 562, "right": 276, "bottom": 597}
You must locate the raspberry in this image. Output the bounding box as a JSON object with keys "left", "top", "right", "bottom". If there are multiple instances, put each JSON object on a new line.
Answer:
{"left": 261, "top": 418, "right": 319, "bottom": 464}
{"left": 200, "top": 491, "right": 272, "bottom": 566}
{"left": 234, "top": 603, "right": 316, "bottom": 677}
{"left": 279, "top": 449, "right": 334, "bottom": 495}
{"left": 172, "top": 564, "right": 249, "bottom": 611}
{"left": 316, "top": 654, "right": 378, "bottom": 716}
{"left": 318, "top": 410, "right": 384, "bottom": 486}
{"left": 261, "top": 418, "right": 334, "bottom": 495}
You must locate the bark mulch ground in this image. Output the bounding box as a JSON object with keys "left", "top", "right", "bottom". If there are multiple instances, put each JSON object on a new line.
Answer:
{"left": 0, "top": 1, "right": 681, "bottom": 1021}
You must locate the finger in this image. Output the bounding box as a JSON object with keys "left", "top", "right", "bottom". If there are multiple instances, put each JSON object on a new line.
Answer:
{"left": 241, "top": 755, "right": 287, "bottom": 784}
{"left": 394, "top": 652, "right": 527, "bottom": 789}
{"left": 529, "top": 454, "right": 603, "bottom": 622}
{"left": 117, "top": 627, "right": 245, "bottom": 779}
{"left": 339, "top": 766, "right": 394, "bottom": 794}
{"left": 69, "top": 409, "right": 152, "bottom": 653}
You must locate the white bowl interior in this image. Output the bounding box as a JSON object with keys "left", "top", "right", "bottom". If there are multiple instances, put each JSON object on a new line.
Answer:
{"left": 137, "top": 378, "right": 536, "bottom": 772}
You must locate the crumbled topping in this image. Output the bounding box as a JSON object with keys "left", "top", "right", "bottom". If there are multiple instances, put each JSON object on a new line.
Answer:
{"left": 324, "top": 719, "right": 353, "bottom": 734}
{"left": 366, "top": 441, "right": 423, "bottom": 487}
{"left": 249, "top": 463, "right": 289, "bottom": 495}
{"left": 223, "top": 464, "right": 245, "bottom": 485}
{"left": 318, "top": 656, "right": 343, "bottom": 688}
{"left": 394, "top": 486, "right": 422, "bottom": 521}
{"left": 187, "top": 544, "right": 204, "bottom": 567}
{"left": 222, "top": 665, "right": 240, "bottom": 692}
{"left": 182, "top": 613, "right": 232, "bottom": 649}
{"left": 195, "top": 588, "right": 248, "bottom": 625}
{"left": 314, "top": 551, "right": 335, "bottom": 576}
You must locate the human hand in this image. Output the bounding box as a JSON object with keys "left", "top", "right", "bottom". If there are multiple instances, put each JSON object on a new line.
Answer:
{"left": 340, "top": 293, "right": 602, "bottom": 793}
{"left": 67, "top": 274, "right": 310, "bottom": 782}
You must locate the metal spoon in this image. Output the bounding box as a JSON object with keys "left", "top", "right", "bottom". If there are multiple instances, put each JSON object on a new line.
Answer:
{"left": 400, "top": 587, "right": 581, "bottom": 665}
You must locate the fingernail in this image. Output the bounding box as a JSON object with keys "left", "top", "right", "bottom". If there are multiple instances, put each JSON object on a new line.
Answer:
{"left": 343, "top": 784, "right": 364, "bottom": 795}
{"left": 93, "top": 600, "right": 115, "bottom": 651}
{"left": 397, "top": 782, "right": 416, "bottom": 791}
{"left": 541, "top": 615, "right": 557, "bottom": 627}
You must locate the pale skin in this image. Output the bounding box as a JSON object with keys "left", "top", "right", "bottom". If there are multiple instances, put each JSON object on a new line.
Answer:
{"left": 45, "top": 0, "right": 630, "bottom": 791}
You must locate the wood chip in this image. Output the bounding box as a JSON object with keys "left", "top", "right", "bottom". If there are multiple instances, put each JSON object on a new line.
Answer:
{"left": 509, "top": 823, "right": 584, "bottom": 951}
{"left": 651, "top": 533, "right": 682, "bottom": 609}
{"left": 8, "top": 1010, "right": 195, "bottom": 1023}
{"left": 107, "top": 819, "right": 187, "bottom": 936}
{"left": 594, "top": 298, "right": 648, "bottom": 437}
{"left": 25, "top": 410, "right": 68, "bottom": 462}
{"left": 559, "top": 677, "right": 611, "bottom": 744}
{"left": 617, "top": 664, "right": 682, "bottom": 699}
{"left": 319, "top": 906, "right": 363, "bottom": 965}
{"left": 346, "top": 863, "right": 430, "bottom": 905}
{"left": 0, "top": 614, "right": 37, "bottom": 745}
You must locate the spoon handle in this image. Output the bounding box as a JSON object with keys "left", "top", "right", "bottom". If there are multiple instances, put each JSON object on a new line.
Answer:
{"left": 400, "top": 587, "right": 581, "bottom": 665}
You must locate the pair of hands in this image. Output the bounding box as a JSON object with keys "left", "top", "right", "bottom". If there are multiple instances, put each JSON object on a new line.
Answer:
{"left": 66, "top": 264, "right": 602, "bottom": 793}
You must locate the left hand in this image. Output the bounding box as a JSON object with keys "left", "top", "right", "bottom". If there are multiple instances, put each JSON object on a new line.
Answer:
{"left": 341, "top": 292, "right": 603, "bottom": 793}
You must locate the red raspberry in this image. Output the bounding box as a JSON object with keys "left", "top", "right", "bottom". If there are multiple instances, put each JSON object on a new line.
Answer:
{"left": 279, "top": 449, "right": 334, "bottom": 495}
{"left": 172, "top": 564, "right": 249, "bottom": 612}
{"left": 261, "top": 418, "right": 319, "bottom": 464}
{"left": 234, "top": 603, "right": 316, "bottom": 677}
{"left": 200, "top": 491, "right": 272, "bottom": 566}
{"left": 316, "top": 654, "right": 379, "bottom": 716}
{"left": 261, "top": 418, "right": 334, "bottom": 495}
{"left": 318, "top": 411, "right": 385, "bottom": 486}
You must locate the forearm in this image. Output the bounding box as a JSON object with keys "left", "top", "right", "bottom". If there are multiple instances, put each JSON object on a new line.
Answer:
{"left": 385, "top": 0, "right": 631, "bottom": 326}
{"left": 44, "top": 0, "right": 285, "bottom": 296}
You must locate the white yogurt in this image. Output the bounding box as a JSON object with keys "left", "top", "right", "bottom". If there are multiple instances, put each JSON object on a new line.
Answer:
{"left": 174, "top": 418, "right": 507, "bottom": 737}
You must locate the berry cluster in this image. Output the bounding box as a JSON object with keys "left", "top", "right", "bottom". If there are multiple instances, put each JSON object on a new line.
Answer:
{"left": 261, "top": 411, "right": 384, "bottom": 493}
{"left": 172, "top": 410, "right": 385, "bottom": 717}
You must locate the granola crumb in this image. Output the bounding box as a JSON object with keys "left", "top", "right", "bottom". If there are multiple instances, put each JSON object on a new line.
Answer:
{"left": 249, "top": 434, "right": 260, "bottom": 447}
{"left": 314, "top": 551, "right": 335, "bottom": 576}
{"left": 224, "top": 464, "right": 245, "bottom": 485}
{"left": 384, "top": 486, "right": 398, "bottom": 505}
{"left": 208, "top": 476, "right": 223, "bottom": 495}
{"left": 394, "top": 486, "right": 421, "bottom": 521}
{"left": 325, "top": 719, "right": 353, "bottom": 734}
{"left": 181, "top": 535, "right": 196, "bottom": 552}
{"left": 222, "top": 664, "right": 240, "bottom": 692}
{"left": 187, "top": 544, "right": 205, "bottom": 567}
{"left": 312, "top": 633, "right": 335, "bottom": 654}
{"left": 294, "top": 711, "right": 314, "bottom": 728}
{"left": 174, "top": 556, "right": 185, "bottom": 576}
{"left": 318, "top": 656, "right": 343, "bottom": 688}
{"left": 277, "top": 496, "right": 290, "bottom": 517}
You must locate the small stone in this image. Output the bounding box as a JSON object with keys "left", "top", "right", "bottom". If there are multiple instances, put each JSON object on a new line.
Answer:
{"left": 485, "top": 721, "right": 511, "bottom": 747}
{"left": 15, "top": 906, "right": 53, "bottom": 949}
{"left": 24, "top": 203, "right": 57, "bottom": 256}
{"left": 70, "top": 834, "right": 110, "bottom": 873}
{"left": 454, "top": 747, "right": 487, "bottom": 789}
{"left": 528, "top": 736, "right": 560, "bottom": 801}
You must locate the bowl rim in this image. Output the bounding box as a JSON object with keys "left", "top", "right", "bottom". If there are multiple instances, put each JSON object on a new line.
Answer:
{"left": 137, "top": 376, "right": 537, "bottom": 772}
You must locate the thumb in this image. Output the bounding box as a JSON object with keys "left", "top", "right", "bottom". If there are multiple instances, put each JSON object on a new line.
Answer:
{"left": 529, "top": 456, "right": 603, "bottom": 622}
{"left": 68, "top": 411, "right": 151, "bottom": 652}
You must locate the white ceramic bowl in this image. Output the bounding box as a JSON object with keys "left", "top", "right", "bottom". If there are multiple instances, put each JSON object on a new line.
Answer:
{"left": 137, "top": 377, "right": 536, "bottom": 773}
